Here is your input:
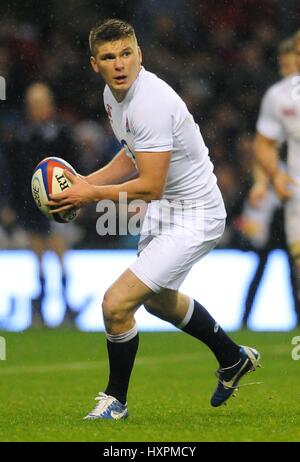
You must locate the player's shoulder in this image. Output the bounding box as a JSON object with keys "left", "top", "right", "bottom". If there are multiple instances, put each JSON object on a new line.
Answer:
{"left": 139, "top": 67, "right": 169, "bottom": 88}
{"left": 131, "top": 68, "right": 184, "bottom": 121}
{"left": 129, "top": 69, "right": 184, "bottom": 129}
{"left": 264, "top": 74, "right": 297, "bottom": 101}
{"left": 135, "top": 67, "right": 180, "bottom": 103}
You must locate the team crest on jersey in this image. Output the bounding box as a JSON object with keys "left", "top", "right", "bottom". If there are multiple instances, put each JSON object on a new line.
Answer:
{"left": 281, "top": 107, "right": 297, "bottom": 117}
{"left": 106, "top": 104, "right": 112, "bottom": 120}
{"left": 126, "top": 117, "right": 131, "bottom": 133}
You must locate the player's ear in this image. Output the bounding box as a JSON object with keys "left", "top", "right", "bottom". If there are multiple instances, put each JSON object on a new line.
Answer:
{"left": 138, "top": 46, "right": 142, "bottom": 65}
{"left": 90, "top": 56, "right": 99, "bottom": 73}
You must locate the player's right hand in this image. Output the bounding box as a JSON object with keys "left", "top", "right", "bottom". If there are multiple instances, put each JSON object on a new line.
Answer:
{"left": 272, "top": 171, "right": 296, "bottom": 201}
{"left": 248, "top": 182, "right": 269, "bottom": 207}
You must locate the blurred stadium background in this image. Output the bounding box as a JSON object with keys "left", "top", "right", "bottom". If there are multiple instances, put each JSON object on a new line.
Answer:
{"left": 2, "top": 0, "right": 300, "bottom": 444}
{"left": 1, "top": 0, "right": 300, "bottom": 331}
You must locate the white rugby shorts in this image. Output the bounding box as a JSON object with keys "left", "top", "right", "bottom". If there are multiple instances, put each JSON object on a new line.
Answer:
{"left": 129, "top": 197, "right": 226, "bottom": 293}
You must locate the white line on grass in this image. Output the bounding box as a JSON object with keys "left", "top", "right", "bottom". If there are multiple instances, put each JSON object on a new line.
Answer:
{"left": 0, "top": 352, "right": 204, "bottom": 375}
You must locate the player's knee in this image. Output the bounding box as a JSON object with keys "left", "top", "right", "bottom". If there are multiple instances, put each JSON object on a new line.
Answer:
{"left": 102, "top": 291, "right": 128, "bottom": 325}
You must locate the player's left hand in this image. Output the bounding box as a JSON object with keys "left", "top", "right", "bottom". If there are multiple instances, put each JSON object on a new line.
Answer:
{"left": 248, "top": 182, "right": 269, "bottom": 207}
{"left": 47, "top": 170, "right": 96, "bottom": 213}
{"left": 272, "top": 171, "right": 296, "bottom": 201}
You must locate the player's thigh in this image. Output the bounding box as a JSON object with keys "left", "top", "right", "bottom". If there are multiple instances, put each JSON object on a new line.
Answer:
{"left": 285, "top": 199, "right": 300, "bottom": 269}
{"left": 103, "top": 268, "right": 155, "bottom": 317}
{"left": 285, "top": 197, "right": 300, "bottom": 252}
{"left": 48, "top": 232, "right": 68, "bottom": 257}
{"left": 28, "top": 232, "right": 47, "bottom": 258}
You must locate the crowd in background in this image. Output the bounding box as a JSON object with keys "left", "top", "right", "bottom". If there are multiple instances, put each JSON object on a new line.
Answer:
{"left": 0, "top": 0, "right": 299, "bottom": 251}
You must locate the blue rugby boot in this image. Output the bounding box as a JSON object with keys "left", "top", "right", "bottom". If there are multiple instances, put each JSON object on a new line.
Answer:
{"left": 211, "top": 345, "right": 261, "bottom": 407}
{"left": 83, "top": 392, "right": 128, "bottom": 420}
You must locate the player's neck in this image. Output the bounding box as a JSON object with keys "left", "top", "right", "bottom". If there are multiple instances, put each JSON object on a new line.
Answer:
{"left": 111, "top": 89, "right": 127, "bottom": 103}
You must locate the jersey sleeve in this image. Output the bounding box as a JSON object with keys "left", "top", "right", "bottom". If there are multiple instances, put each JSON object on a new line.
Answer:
{"left": 256, "top": 88, "right": 285, "bottom": 142}
{"left": 131, "top": 97, "right": 173, "bottom": 152}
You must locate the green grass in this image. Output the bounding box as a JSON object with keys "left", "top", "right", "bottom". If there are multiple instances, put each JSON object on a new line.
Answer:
{"left": 0, "top": 329, "right": 299, "bottom": 442}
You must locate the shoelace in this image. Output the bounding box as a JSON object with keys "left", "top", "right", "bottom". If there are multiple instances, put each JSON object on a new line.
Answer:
{"left": 216, "top": 361, "right": 263, "bottom": 390}
{"left": 215, "top": 359, "right": 244, "bottom": 388}
{"left": 89, "top": 392, "right": 116, "bottom": 415}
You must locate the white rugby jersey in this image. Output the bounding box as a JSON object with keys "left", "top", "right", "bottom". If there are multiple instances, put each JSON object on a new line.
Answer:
{"left": 103, "top": 67, "right": 225, "bottom": 216}
{"left": 257, "top": 74, "right": 300, "bottom": 181}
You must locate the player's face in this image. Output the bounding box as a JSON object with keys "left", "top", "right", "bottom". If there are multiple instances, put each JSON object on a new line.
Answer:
{"left": 278, "top": 52, "right": 297, "bottom": 78}
{"left": 91, "top": 36, "right": 142, "bottom": 102}
{"left": 25, "top": 85, "right": 55, "bottom": 122}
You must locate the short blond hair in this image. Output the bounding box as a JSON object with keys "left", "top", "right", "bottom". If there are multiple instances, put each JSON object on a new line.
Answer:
{"left": 89, "top": 19, "right": 136, "bottom": 56}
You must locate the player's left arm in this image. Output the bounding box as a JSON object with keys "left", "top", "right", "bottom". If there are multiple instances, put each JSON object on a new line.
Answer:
{"left": 47, "top": 151, "right": 171, "bottom": 212}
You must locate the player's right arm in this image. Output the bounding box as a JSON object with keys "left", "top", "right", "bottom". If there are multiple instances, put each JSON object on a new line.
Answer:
{"left": 84, "top": 148, "right": 138, "bottom": 186}
{"left": 254, "top": 132, "right": 294, "bottom": 201}
{"left": 254, "top": 85, "right": 294, "bottom": 201}
{"left": 248, "top": 160, "right": 270, "bottom": 208}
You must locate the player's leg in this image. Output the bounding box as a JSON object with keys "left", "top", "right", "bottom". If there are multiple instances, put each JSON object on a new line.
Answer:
{"left": 287, "top": 250, "right": 300, "bottom": 327}
{"left": 129, "top": 220, "right": 261, "bottom": 406}
{"left": 102, "top": 268, "right": 153, "bottom": 399}
{"left": 144, "top": 289, "right": 241, "bottom": 368}
{"left": 28, "top": 232, "right": 47, "bottom": 326}
{"left": 24, "top": 207, "right": 52, "bottom": 326}
{"left": 48, "top": 231, "right": 75, "bottom": 325}
{"left": 242, "top": 248, "right": 270, "bottom": 328}
{"left": 84, "top": 268, "right": 154, "bottom": 420}
{"left": 134, "top": 217, "right": 241, "bottom": 367}
{"left": 144, "top": 289, "right": 261, "bottom": 407}
{"left": 288, "top": 241, "right": 300, "bottom": 325}
{"left": 285, "top": 198, "right": 300, "bottom": 325}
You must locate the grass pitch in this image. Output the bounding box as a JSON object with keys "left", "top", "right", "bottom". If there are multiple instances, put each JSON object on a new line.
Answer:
{"left": 0, "top": 329, "right": 299, "bottom": 442}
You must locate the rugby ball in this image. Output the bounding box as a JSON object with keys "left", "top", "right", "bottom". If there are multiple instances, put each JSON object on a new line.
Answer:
{"left": 31, "top": 156, "right": 79, "bottom": 223}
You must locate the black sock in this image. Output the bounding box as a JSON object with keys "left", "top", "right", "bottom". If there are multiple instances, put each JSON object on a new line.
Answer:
{"left": 181, "top": 300, "right": 240, "bottom": 367}
{"left": 105, "top": 333, "right": 139, "bottom": 405}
